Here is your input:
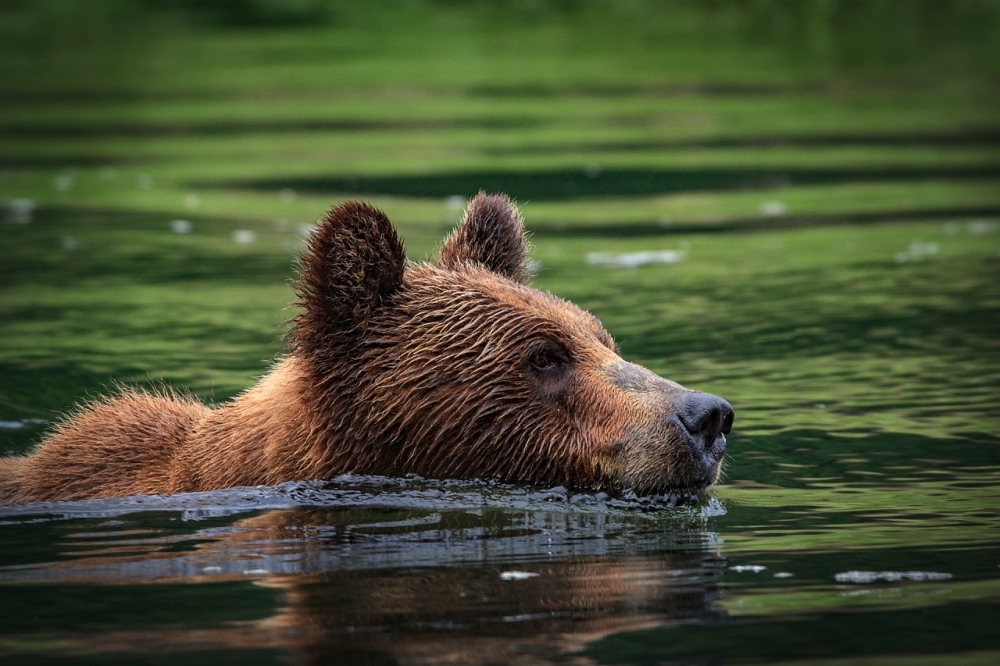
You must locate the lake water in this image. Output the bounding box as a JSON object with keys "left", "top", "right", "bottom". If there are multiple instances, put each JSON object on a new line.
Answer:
{"left": 1, "top": 425, "right": 998, "bottom": 664}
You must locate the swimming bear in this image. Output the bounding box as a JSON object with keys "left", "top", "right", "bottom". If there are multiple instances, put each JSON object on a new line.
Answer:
{"left": 0, "top": 193, "right": 732, "bottom": 504}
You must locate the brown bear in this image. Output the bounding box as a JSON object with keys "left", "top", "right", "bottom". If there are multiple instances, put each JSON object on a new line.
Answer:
{"left": 0, "top": 193, "right": 733, "bottom": 505}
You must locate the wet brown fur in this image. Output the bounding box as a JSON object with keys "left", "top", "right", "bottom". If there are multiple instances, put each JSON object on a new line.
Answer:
{"left": 0, "top": 193, "right": 717, "bottom": 504}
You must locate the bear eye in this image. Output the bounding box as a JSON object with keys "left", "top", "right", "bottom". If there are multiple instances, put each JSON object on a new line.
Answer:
{"left": 527, "top": 341, "right": 569, "bottom": 372}
{"left": 532, "top": 352, "right": 557, "bottom": 370}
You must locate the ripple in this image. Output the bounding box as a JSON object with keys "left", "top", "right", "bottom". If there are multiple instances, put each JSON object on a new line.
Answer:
{"left": 835, "top": 571, "right": 953, "bottom": 584}
{"left": 0, "top": 474, "right": 726, "bottom": 523}
{"left": 0, "top": 476, "right": 728, "bottom": 583}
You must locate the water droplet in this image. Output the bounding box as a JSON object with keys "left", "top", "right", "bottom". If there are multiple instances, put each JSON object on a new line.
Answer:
{"left": 968, "top": 218, "right": 998, "bottom": 235}
{"left": 586, "top": 250, "right": 684, "bottom": 268}
{"left": 54, "top": 174, "right": 74, "bottom": 192}
{"left": 896, "top": 241, "right": 939, "bottom": 263}
{"left": 835, "top": 570, "right": 951, "bottom": 583}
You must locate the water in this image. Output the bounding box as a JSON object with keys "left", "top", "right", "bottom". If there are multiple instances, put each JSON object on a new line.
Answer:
{"left": 1, "top": 438, "right": 997, "bottom": 665}
{"left": 2, "top": 3, "right": 999, "bottom": 663}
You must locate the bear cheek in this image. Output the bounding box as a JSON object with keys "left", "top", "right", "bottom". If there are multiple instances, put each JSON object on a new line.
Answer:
{"left": 573, "top": 384, "right": 665, "bottom": 488}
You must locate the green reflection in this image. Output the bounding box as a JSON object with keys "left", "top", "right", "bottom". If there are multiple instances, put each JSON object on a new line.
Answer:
{"left": 0, "top": 581, "right": 279, "bottom": 632}
{"left": 583, "top": 603, "right": 1000, "bottom": 665}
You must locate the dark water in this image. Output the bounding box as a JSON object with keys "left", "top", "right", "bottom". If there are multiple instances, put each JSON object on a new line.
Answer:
{"left": 1, "top": 438, "right": 998, "bottom": 665}
{"left": 234, "top": 165, "right": 1000, "bottom": 201}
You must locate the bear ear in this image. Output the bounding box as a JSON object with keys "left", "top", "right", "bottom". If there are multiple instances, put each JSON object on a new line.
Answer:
{"left": 291, "top": 201, "right": 406, "bottom": 352}
{"left": 437, "top": 192, "right": 530, "bottom": 283}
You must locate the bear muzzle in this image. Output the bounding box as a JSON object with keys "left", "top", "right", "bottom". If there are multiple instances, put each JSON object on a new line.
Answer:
{"left": 601, "top": 360, "right": 735, "bottom": 496}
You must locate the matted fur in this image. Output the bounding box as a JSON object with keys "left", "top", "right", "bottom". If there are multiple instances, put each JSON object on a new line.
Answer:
{"left": 1, "top": 387, "right": 210, "bottom": 502}
{"left": 0, "top": 192, "right": 730, "bottom": 504}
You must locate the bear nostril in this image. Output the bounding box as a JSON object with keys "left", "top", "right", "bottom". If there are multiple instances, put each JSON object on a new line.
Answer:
{"left": 721, "top": 409, "right": 734, "bottom": 435}
{"left": 696, "top": 410, "right": 720, "bottom": 442}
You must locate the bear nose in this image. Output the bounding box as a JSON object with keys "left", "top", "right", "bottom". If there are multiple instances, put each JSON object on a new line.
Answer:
{"left": 678, "top": 393, "right": 734, "bottom": 461}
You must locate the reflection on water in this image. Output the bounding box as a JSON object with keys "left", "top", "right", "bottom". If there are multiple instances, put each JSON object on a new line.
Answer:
{"left": 1, "top": 448, "right": 998, "bottom": 665}
{"left": 2, "top": 1, "right": 999, "bottom": 661}
{"left": 235, "top": 165, "right": 1000, "bottom": 202}
{"left": 2, "top": 216, "right": 998, "bottom": 666}
{"left": 0, "top": 478, "right": 728, "bottom": 664}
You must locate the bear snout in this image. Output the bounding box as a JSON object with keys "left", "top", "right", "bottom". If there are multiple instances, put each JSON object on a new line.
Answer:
{"left": 599, "top": 360, "right": 734, "bottom": 495}
{"left": 677, "top": 393, "right": 734, "bottom": 466}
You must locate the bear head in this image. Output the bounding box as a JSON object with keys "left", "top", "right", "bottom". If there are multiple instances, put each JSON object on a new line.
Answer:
{"left": 290, "top": 192, "right": 733, "bottom": 499}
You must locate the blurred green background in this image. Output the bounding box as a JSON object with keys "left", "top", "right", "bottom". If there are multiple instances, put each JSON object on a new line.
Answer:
{"left": 1, "top": 0, "right": 999, "bottom": 452}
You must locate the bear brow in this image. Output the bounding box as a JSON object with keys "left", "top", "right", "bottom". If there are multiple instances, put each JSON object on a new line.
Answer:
{"left": 590, "top": 320, "right": 618, "bottom": 353}
{"left": 523, "top": 288, "right": 617, "bottom": 352}
{"left": 414, "top": 264, "right": 618, "bottom": 354}
{"left": 492, "top": 286, "right": 618, "bottom": 355}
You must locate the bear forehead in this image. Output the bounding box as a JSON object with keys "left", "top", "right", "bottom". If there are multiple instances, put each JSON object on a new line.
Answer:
{"left": 404, "top": 264, "right": 617, "bottom": 353}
